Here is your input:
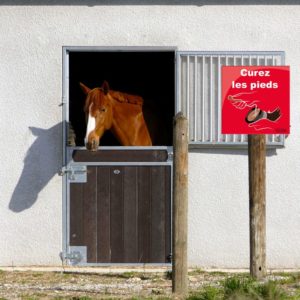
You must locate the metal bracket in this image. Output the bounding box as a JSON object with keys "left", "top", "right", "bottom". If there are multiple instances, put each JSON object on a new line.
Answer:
{"left": 60, "top": 246, "right": 87, "bottom": 265}
{"left": 59, "top": 165, "right": 87, "bottom": 183}
{"left": 167, "top": 151, "right": 173, "bottom": 162}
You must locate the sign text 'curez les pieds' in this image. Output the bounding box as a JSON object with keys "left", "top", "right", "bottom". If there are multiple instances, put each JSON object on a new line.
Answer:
{"left": 222, "top": 66, "right": 290, "bottom": 134}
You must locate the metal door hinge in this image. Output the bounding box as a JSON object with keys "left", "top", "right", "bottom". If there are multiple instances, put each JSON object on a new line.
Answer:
{"left": 59, "top": 166, "right": 87, "bottom": 183}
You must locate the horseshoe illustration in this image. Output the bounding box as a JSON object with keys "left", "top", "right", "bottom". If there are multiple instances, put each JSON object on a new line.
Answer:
{"left": 245, "top": 107, "right": 281, "bottom": 124}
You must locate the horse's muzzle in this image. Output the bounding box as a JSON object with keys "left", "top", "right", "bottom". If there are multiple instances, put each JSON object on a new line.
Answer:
{"left": 86, "top": 139, "right": 99, "bottom": 151}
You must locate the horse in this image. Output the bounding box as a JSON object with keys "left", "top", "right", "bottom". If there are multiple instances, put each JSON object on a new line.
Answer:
{"left": 80, "top": 81, "right": 152, "bottom": 151}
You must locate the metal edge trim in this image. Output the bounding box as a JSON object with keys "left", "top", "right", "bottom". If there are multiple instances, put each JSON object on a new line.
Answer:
{"left": 63, "top": 46, "right": 178, "bottom": 52}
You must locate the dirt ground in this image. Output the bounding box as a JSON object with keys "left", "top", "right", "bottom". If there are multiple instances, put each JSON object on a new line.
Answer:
{"left": 0, "top": 268, "right": 299, "bottom": 300}
{"left": 0, "top": 269, "right": 173, "bottom": 299}
{"left": 1, "top": 269, "right": 171, "bottom": 299}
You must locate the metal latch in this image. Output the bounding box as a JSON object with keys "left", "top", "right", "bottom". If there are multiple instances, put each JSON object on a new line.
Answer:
{"left": 167, "top": 151, "right": 173, "bottom": 162}
{"left": 59, "top": 166, "right": 87, "bottom": 183}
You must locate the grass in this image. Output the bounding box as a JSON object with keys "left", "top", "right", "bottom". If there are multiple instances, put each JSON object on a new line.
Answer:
{"left": 165, "top": 271, "right": 172, "bottom": 280}
{"left": 271, "top": 272, "right": 300, "bottom": 285}
{"left": 223, "top": 276, "right": 255, "bottom": 296}
{"left": 209, "top": 272, "right": 228, "bottom": 276}
{"left": 188, "top": 286, "right": 222, "bottom": 300}
{"left": 189, "top": 269, "right": 206, "bottom": 276}
{"left": 21, "top": 296, "right": 40, "bottom": 300}
{"left": 187, "top": 274, "right": 300, "bottom": 300}
{"left": 223, "top": 276, "right": 295, "bottom": 299}
{"left": 52, "top": 297, "right": 93, "bottom": 300}
{"left": 121, "top": 271, "right": 140, "bottom": 278}
{"left": 131, "top": 297, "right": 171, "bottom": 300}
{"left": 31, "top": 272, "right": 44, "bottom": 278}
{"left": 0, "top": 270, "right": 300, "bottom": 299}
{"left": 105, "top": 271, "right": 141, "bottom": 279}
{"left": 69, "top": 297, "right": 93, "bottom": 300}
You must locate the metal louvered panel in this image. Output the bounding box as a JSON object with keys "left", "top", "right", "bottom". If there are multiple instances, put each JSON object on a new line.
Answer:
{"left": 176, "top": 51, "right": 285, "bottom": 148}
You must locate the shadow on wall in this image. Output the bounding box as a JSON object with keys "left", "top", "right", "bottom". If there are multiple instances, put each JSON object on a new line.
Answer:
{"left": 9, "top": 123, "right": 62, "bottom": 213}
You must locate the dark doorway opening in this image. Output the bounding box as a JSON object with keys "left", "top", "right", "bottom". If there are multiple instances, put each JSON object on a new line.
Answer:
{"left": 69, "top": 51, "right": 175, "bottom": 146}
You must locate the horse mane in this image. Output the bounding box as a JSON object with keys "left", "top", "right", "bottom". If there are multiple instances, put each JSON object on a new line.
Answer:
{"left": 110, "top": 90, "right": 144, "bottom": 106}
{"left": 83, "top": 88, "right": 144, "bottom": 114}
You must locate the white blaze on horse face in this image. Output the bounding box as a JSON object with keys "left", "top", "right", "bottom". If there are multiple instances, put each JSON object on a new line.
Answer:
{"left": 85, "top": 108, "right": 96, "bottom": 145}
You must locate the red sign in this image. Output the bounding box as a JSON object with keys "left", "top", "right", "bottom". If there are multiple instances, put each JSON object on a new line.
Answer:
{"left": 222, "top": 66, "right": 290, "bottom": 134}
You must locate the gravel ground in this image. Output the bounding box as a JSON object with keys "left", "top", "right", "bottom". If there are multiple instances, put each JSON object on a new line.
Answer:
{"left": 0, "top": 269, "right": 299, "bottom": 299}
{"left": 0, "top": 269, "right": 224, "bottom": 299}
{"left": 1, "top": 270, "right": 172, "bottom": 299}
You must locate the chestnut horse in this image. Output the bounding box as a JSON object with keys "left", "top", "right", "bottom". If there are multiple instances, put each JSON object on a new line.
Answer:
{"left": 80, "top": 81, "right": 152, "bottom": 151}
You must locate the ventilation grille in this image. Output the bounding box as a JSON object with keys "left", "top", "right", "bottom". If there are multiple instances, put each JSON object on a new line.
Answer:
{"left": 176, "top": 51, "right": 285, "bottom": 147}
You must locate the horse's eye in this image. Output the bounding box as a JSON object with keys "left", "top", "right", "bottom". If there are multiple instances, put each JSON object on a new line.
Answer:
{"left": 100, "top": 108, "right": 106, "bottom": 112}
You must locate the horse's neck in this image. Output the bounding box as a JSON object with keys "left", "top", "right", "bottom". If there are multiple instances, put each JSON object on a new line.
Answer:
{"left": 111, "top": 101, "right": 151, "bottom": 146}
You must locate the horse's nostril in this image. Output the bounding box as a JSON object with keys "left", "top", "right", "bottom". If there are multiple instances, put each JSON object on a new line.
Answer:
{"left": 86, "top": 142, "right": 91, "bottom": 150}
{"left": 86, "top": 139, "right": 98, "bottom": 151}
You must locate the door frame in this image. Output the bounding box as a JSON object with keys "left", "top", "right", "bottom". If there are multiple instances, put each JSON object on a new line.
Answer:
{"left": 61, "top": 46, "right": 176, "bottom": 266}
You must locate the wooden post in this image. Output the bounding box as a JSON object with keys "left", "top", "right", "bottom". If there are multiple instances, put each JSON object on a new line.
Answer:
{"left": 248, "top": 134, "right": 266, "bottom": 279}
{"left": 172, "top": 112, "right": 189, "bottom": 296}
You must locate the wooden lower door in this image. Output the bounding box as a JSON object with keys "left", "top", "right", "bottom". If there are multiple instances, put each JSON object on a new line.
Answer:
{"left": 70, "top": 165, "right": 171, "bottom": 263}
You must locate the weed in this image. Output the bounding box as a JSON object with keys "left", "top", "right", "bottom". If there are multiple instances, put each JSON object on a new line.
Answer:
{"left": 62, "top": 272, "right": 72, "bottom": 278}
{"left": 104, "top": 286, "right": 109, "bottom": 294}
{"left": 222, "top": 275, "right": 294, "bottom": 300}
{"left": 32, "top": 272, "right": 43, "bottom": 278}
{"left": 21, "top": 296, "right": 40, "bottom": 300}
{"left": 209, "top": 271, "right": 228, "bottom": 276}
{"left": 121, "top": 271, "right": 138, "bottom": 278}
{"left": 277, "top": 273, "right": 300, "bottom": 285}
{"left": 223, "top": 276, "right": 255, "bottom": 296}
{"left": 188, "top": 286, "right": 222, "bottom": 300}
{"left": 140, "top": 273, "right": 152, "bottom": 280}
{"left": 105, "top": 271, "right": 140, "bottom": 279}
{"left": 165, "top": 271, "right": 172, "bottom": 280}
{"left": 70, "top": 297, "right": 92, "bottom": 300}
{"left": 189, "top": 268, "right": 206, "bottom": 276}
{"left": 256, "top": 281, "right": 289, "bottom": 299}
{"left": 131, "top": 297, "right": 170, "bottom": 300}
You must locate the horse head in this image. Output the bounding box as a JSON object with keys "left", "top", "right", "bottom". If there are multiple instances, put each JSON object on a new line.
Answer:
{"left": 80, "top": 81, "right": 113, "bottom": 151}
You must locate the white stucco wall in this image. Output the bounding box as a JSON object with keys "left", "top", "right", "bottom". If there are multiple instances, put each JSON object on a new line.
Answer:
{"left": 1, "top": 2, "right": 299, "bottom": 268}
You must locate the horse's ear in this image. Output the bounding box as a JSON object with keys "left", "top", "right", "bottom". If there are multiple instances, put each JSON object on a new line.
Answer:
{"left": 102, "top": 81, "right": 110, "bottom": 95}
{"left": 79, "top": 82, "right": 91, "bottom": 95}
{"left": 29, "top": 126, "right": 45, "bottom": 136}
